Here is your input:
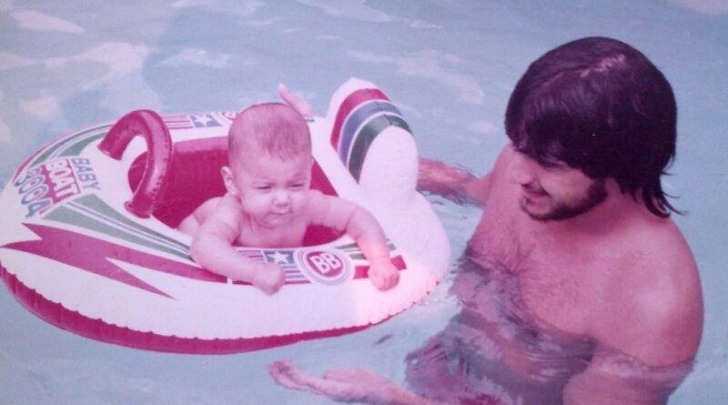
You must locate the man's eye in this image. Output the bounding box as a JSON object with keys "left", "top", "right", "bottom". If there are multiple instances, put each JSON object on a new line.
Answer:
{"left": 540, "top": 159, "right": 569, "bottom": 170}
{"left": 539, "top": 160, "right": 560, "bottom": 169}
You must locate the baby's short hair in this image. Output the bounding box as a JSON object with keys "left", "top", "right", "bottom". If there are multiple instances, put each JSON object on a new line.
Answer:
{"left": 228, "top": 102, "right": 311, "bottom": 163}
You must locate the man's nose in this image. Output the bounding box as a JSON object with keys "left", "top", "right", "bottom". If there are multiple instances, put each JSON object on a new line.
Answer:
{"left": 508, "top": 152, "right": 537, "bottom": 185}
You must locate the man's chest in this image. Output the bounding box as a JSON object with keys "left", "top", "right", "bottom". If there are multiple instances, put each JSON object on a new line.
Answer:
{"left": 475, "top": 218, "right": 611, "bottom": 336}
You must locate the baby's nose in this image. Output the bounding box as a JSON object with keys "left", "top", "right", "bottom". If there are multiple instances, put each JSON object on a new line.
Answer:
{"left": 273, "top": 189, "right": 290, "bottom": 205}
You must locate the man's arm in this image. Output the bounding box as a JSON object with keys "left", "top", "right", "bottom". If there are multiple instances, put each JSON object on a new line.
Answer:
{"left": 278, "top": 82, "right": 495, "bottom": 207}
{"left": 564, "top": 250, "right": 702, "bottom": 404}
{"left": 562, "top": 344, "right": 692, "bottom": 405}
{"left": 417, "top": 159, "right": 487, "bottom": 205}
{"left": 418, "top": 145, "right": 513, "bottom": 206}
{"left": 278, "top": 83, "right": 315, "bottom": 117}
{"left": 268, "top": 361, "right": 450, "bottom": 405}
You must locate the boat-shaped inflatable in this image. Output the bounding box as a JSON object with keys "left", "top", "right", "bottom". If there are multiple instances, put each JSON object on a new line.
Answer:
{"left": 0, "top": 78, "right": 449, "bottom": 353}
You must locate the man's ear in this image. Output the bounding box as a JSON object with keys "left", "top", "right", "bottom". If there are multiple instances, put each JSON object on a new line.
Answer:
{"left": 221, "top": 166, "right": 238, "bottom": 196}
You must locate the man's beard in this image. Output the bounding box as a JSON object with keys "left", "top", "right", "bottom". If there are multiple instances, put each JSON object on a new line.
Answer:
{"left": 523, "top": 178, "right": 608, "bottom": 221}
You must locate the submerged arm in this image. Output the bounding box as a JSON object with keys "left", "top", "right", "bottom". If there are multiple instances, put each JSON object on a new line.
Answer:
{"left": 268, "top": 361, "right": 450, "bottom": 405}
{"left": 564, "top": 261, "right": 701, "bottom": 405}
{"left": 563, "top": 344, "right": 693, "bottom": 405}
{"left": 417, "top": 145, "right": 514, "bottom": 206}
{"left": 417, "top": 159, "right": 485, "bottom": 205}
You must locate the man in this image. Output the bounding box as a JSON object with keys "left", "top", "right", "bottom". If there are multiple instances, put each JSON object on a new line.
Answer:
{"left": 269, "top": 37, "right": 703, "bottom": 404}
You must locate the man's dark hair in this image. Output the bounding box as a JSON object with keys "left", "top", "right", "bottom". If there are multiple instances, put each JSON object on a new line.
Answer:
{"left": 505, "top": 36, "right": 679, "bottom": 217}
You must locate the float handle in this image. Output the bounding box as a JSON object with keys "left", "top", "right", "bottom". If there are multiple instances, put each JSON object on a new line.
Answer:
{"left": 98, "top": 109, "right": 173, "bottom": 218}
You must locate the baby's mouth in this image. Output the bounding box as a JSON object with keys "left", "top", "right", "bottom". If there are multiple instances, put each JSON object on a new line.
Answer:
{"left": 269, "top": 211, "right": 292, "bottom": 220}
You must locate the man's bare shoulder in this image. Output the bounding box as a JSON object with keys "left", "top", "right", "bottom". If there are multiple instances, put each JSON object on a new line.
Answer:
{"left": 595, "top": 217, "right": 702, "bottom": 366}
{"left": 618, "top": 214, "right": 698, "bottom": 281}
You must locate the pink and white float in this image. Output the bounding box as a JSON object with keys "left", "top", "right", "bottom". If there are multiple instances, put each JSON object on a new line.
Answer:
{"left": 0, "top": 79, "right": 449, "bottom": 354}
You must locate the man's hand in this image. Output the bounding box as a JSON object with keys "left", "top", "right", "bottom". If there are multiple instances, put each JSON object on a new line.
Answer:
{"left": 278, "top": 83, "right": 316, "bottom": 117}
{"left": 268, "top": 361, "right": 405, "bottom": 404}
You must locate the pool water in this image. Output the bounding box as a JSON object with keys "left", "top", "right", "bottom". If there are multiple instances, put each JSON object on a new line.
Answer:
{"left": 1, "top": 1, "right": 726, "bottom": 403}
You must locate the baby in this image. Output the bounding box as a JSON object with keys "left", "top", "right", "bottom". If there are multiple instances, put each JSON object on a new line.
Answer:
{"left": 180, "top": 101, "right": 399, "bottom": 294}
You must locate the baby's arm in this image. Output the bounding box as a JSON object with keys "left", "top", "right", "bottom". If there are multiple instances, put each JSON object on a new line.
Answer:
{"left": 178, "top": 197, "right": 220, "bottom": 236}
{"left": 307, "top": 191, "right": 399, "bottom": 290}
{"left": 189, "top": 195, "right": 285, "bottom": 294}
{"left": 344, "top": 206, "right": 399, "bottom": 290}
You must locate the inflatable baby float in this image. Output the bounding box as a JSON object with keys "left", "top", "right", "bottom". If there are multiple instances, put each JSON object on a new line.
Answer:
{"left": 0, "top": 78, "right": 450, "bottom": 353}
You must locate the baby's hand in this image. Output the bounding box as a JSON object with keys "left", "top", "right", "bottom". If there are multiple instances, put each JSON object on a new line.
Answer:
{"left": 251, "top": 262, "right": 285, "bottom": 294}
{"left": 368, "top": 258, "right": 399, "bottom": 290}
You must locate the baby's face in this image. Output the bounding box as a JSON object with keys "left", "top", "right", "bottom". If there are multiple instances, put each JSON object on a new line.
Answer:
{"left": 229, "top": 150, "right": 312, "bottom": 228}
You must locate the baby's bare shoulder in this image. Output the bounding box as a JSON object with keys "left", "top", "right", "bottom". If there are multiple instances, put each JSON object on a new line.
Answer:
{"left": 303, "top": 190, "right": 358, "bottom": 226}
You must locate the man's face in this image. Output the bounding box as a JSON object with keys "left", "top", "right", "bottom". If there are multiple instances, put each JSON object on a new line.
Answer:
{"left": 508, "top": 145, "right": 607, "bottom": 221}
